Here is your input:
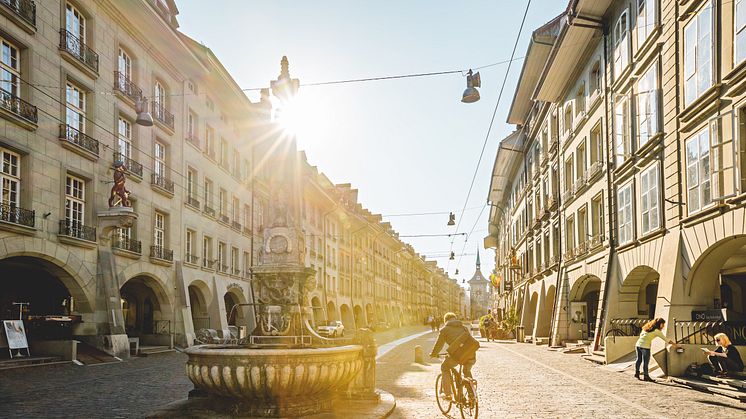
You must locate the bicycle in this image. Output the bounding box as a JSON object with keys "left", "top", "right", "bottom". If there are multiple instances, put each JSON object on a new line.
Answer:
{"left": 434, "top": 353, "right": 478, "bottom": 418}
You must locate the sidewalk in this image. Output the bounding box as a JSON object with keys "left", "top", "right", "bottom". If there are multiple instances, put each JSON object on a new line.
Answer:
{"left": 376, "top": 335, "right": 746, "bottom": 418}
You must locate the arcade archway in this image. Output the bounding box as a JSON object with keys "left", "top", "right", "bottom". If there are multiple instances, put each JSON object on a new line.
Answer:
{"left": 120, "top": 275, "right": 170, "bottom": 337}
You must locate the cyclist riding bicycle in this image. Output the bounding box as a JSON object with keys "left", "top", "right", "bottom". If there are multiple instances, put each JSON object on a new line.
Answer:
{"left": 429, "top": 312, "right": 479, "bottom": 402}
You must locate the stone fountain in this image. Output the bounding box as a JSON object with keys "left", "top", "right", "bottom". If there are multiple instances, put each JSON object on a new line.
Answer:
{"left": 152, "top": 58, "right": 392, "bottom": 418}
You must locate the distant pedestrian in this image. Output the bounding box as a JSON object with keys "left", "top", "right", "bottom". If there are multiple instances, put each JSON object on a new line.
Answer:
{"left": 703, "top": 333, "right": 743, "bottom": 377}
{"left": 634, "top": 317, "right": 678, "bottom": 381}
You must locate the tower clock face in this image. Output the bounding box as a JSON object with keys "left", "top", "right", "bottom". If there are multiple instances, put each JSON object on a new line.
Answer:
{"left": 270, "top": 235, "right": 289, "bottom": 253}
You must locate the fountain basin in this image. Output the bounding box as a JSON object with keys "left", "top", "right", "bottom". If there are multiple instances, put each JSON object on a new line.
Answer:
{"left": 184, "top": 344, "right": 364, "bottom": 417}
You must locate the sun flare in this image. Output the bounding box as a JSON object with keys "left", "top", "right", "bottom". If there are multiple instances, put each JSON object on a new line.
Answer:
{"left": 273, "top": 90, "right": 329, "bottom": 140}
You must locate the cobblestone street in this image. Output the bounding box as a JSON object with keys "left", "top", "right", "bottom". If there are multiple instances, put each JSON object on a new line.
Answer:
{"left": 377, "top": 332, "right": 746, "bottom": 418}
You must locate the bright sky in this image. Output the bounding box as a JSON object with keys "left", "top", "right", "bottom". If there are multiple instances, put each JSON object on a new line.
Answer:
{"left": 177, "top": 0, "right": 564, "bottom": 288}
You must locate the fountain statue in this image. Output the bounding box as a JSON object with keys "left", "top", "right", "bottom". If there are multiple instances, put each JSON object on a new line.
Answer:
{"left": 151, "top": 57, "right": 392, "bottom": 418}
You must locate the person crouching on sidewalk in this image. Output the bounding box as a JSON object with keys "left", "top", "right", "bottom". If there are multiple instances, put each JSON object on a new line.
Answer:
{"left": 635, "top": 317, "right": 678, "bottom": 381}
{"left": 703, "top": 333, "right": 744, "bottom": 378}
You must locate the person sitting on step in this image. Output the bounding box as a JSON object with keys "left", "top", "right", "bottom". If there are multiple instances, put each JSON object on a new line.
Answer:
{"left": 703, "top": 333, "right": 743, "bottom": 378}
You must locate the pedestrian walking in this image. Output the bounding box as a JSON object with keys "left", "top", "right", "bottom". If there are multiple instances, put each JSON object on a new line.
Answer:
{"left": 703, "top": 333, "right": 744, "bottom": 377}
{"left": 634, "top": 317, "right": 678, "bottom": 381}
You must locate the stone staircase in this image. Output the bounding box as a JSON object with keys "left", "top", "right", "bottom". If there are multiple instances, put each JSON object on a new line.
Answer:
{"left": 670, "top": 372, "right": 746, "bottom": 402}
{"left": 581, "top": 350, "right": 606, "bottom": 365}
{"left": 76, "top": 342, "right": 121, "bottom": 365}
{"left": 0, "top": 356, "right": 68, "bottom": 370}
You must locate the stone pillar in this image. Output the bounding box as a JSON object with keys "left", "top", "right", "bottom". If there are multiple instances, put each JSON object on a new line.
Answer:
{"left": 342, "top": 328, "right": 379, "bottom": 400}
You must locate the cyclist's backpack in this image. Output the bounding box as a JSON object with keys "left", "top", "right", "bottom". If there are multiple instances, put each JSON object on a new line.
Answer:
{"left": 447, "top": 328, "right": 480, "bottom": 364}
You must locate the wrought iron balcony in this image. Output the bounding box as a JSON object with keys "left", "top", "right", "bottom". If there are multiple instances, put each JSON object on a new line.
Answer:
{"left": 243, "top": 226, "right": 252, "bottom": 235}
{"left": 151, "top": 102, "right": 174, "bottom": 130}
{"left": 150, "top": 245, "right": 173, "bottom": 262}
{"left": 588, "top": 160, "right": 604, "bottom": 180}
{"left": 0, "top": 88, "right": 37, "bottom": 124}
{"left": 59, "top": 124, "right": 99, "bottom": 156}
{"left": 0, "top": 0, "right": 35, "bottom": 27}
{"left": 233, "top": 268, "right": 241, "bottom": 276}
{"left": 59, "top": 219, "right": 95, "bottom": 242}
{"left": 186, "top": 196, "right": 200, "bottom": 209}
{"left": 219, "top": 263, "right": 229, "bottom": 273}
{"left": 59, "top": 29, "right": 99, "bottom": 73}
{"left": 185, "top": 253, "right": 199, "bottom": 264}
{"left": 0, "top": 202, "right": 34, "bottom": 228}
{"left": 113, "top": 71, "right": 143, "bottom": 103}
{"left": 112, "top": 236, "right": 141, "bottom": 254}
{"left": 151, "top": 173, "right": 174, "bottom": 194}
{"left": 113, "top": 152, "right": 143, "bottom": 178}
{"left": 186, "top": 133, "right": 200, "bottom": 148}
{"left": 203, "top": 205, "right": 215, "bottom": 217}
{"left": 232, "top": 220, "right": 241, "bottom": 230}
{"left": 219, "top": 213, "right": 229, "bottom": 224}
{"left": 590, "top": 233, "right": 604, "bottom": 249}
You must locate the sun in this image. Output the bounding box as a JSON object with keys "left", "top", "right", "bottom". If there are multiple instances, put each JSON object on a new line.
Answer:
{"left": 273, "top": 90, "right": 329, "bottom": 140}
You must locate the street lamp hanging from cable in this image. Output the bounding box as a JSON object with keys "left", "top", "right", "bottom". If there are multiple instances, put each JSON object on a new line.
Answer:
{"left": 449, "top": 251, "right": 455, "bottom": 260}
{"left": 461, "top": 69, "right": 481, "bottom": 103}
{"left": 135, "top": 98, "right": 154, "bottom": 126}
{"left": 447, "top": 212, "right": 456, "bottom": 226}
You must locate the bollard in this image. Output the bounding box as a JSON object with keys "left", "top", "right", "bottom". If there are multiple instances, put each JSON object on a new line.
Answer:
{"left": 414, "top": 345, "right": 424, "bottom": 364}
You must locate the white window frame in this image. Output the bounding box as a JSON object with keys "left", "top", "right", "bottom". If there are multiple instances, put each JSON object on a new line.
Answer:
{"left": 65, "top": 81, "right": 85, "bottom": 133}
{"left": 117, "top": 117, "right": 132, "bottom": 160}
{"left": 636, "top": 62, "right": 659, "bottom": 148}
{"left": 187, "top": 167, "right": 196, "bottom": 199}
{"left": 617, "top": 182, "right": 634, "bottom": 245}
{"left": 154, "top": 80, "right": 165, "bottom": 112}
{"left": 737, "top": 0, "right": 746, "bottom": 65}
{"left": 154, "top": 211, "right": 165, "bottom": 249}
{"left": 117, "top": 47, "right": 131, "bottom": 79}
{"left": 65, "top": 3, "right": 85, "bottom": 42}
{"left": 186, "top": 229, "right": 194, "bottom": 260}
{"left": 204, "top": 178, "right": 213, "bottom": 208}
{"left": 202, "top": 236, "right": 211, "bottom": 267}
{"left": 613, "top": 9, "right": 630, "bottom": 79}
{"left": 154, "top": 140, "right": 166, "bottom": 178}
{"left": 614, "top": 95, "right": 631, "bottom": 166}
{"left": 65, "top": 174, "right": 85, "bottom": 225}
{"left": 0, "top": 37, "right": 20, "bottom": 97}
{"left": 636, "top": 0, "right": 657, "bottom": 49}
{"left": 684, "top": 1, "right": 714, "bottom": 106}
{"left": 1, "top": 148, "right": 20, "bottom": 207}
{"left": 686, "top": 127, "right": 713, "bottom": 213}
{"left": 640, "top": 163, "right": 660, "bottom": 234}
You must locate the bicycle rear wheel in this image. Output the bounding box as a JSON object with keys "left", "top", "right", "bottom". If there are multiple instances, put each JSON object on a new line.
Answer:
{"left": 459, "top": 379, "right": 478, "bottom": 418}
{"left": 435, "top": 373, "right": 453, "bottom": 414}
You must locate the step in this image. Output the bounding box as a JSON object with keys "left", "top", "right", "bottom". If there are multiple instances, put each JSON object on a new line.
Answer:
{"left": 138, "top": 346, "right": 175, "bottom": 357}
{"left": 534, "top": 337, "right": 549, "bottom": 345}
{"left": 700, "top": 374, "right": 746, "bottom": 391}
{"left": 76, "top": 342, "right": 121, "bottom": 365}
{"left": 671, "top": 376, "right": 746, "bottom": 402}
{"left": 581, "top": 354, "right": 606, "bottom": 365}
{"left": 592, "top": 350, "right": 605, "bottom": 357}
{"left": 0, "top": 356, "right": 64, "bottom": 370}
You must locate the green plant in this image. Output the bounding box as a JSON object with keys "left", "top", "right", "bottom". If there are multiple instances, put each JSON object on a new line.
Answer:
{"left": 501, "top": 306, "right": 520, "bottom": 332}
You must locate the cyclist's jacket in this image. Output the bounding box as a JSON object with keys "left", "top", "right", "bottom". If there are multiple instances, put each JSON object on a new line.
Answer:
{"left": 430, "top": 319, "right": 477, "bottom": 363}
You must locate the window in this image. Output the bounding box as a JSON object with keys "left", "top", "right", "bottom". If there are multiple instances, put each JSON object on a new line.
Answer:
{"left": 565, "top": 215, "right": 576, "bottom": 252}
{"left": 737, "top": 0, "right": 746, "bottom": 64}
{"left": 154, "top": 141, "right": 166, "bottom": 178}
{"left": 117, "top": 48, "right": 131, "bottom": 80}
{"left": 637, "top": 0, "right": 657, "bottom": 48}
{"left": 577, "top": 206, "right": 588, "bottom": 246}
{"left": 187, "top": 111, "right": 196, "bottom": 139}
{"left": 686, "top": 128, "right": 712, "bottom": 212}
{"left": 637, "top": 64, "right": 659, "bottom": 148}
{"left": 117, "top": 117, "right": 132, "bottom": 159}
{"left": 640, "top": 164, "right": 660, "bottom": 234}
{"left": 563, "top": 104, "right": 573, "bottom": 136}
{"left": 617, "top": 183, "right": 633, "bottom": 245}
{"left": 206, "top": 96, "right": 214, "bottom": 111}
{"left": 231, "top": 247, "right": 239, "bottom": 274}
{"left": 232, "top": 197, "right": 239, "bottom": 222}
{"left": 65, "top": 175, "right": 85, "bottom": 225}
{"left": 0, "top": 37, "right": 20, "bottom": 97}
{"left": 576, "top": 142, "right": 586, "bottom": 181}
{"left": 575, "top": 82, "right": 586, "bottom": 116}
{"left": 613, "top": 10, "right": 630, "bottom": 78}
{"left": 590, "top": 122, "right": 603, "bottom": 165}
{"left": 589, "top": 60, "right": 602, "bottom": 96}
{"left": 203, "top": 178, "right": 213, "bottom": 208}
{"left": 219, "top": 188, "right": 227, "bottom": 216}
{"left": 186, "top": 229, "right": 194, "bottom": 261}
{"left": 591, "top": 192, "right": 604, "bottom": 239}
{"left": 65, "top": 3, "right": 85, "bottom": 42}
{"left": 154, "top": 211, "right": 165, "bottom": 249}
{"left": 220, "top": 138, "right": 228, "bottom": 167}
{"left": 684, "top": 2, "right": 713, "bottom": 106}
{"left": 564, "top": 156, "right": 574, "bottom": 192}
{"left": 115, "top": 226, "right": 131, "bottom": 242}
{"left": 202, "top": 236, "right": 212, "bottom": 267}
{"left": 218, "top": 242, "right": 227, "bottom": 271}
{"left": 154, "top": 81, "right": 166, "bottom": 114}
{"left": 1, "top": 148, "right": 20, "bottom": 207}
{"left": 65, "top": 82, "right": 85, "bottom": 132}
{"left": 244, "top": 204, "right": 251, "bottom": 229}
{"left": 205, "top": 125, "right": 214, "bottom": 157}
{"left": 187, "top": 167, "right": 197, "bottom": 199}
{"left": 614, "top": 96, "right": 631, "bottom": 166}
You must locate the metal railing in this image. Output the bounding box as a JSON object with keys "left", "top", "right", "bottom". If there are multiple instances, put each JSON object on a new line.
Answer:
{"left": 607, "top": 318, "right": 648, "bottom": 337}
{"left": 59, "top": 219, "right": 95, "bottom": 241}
{"left": 203, "top": 206, "right": 215, "bottom": 217}
{"left": 575, "top": 240, "right": 588, "bottom": 256}
{"left": 59, "top": 29, "right": 99, "bottom": 73}
{"left": 112, "top": 236, "right": 141, "bottom": 254}
{"left": 113, "top": 71, "right": 143, "bottom": 103}
{"left": 154, "top": 320, "right": 171, "bottom": 335}
{"left": 186, "top": 133, "right": 200, "bottom": 147}
{"left": 232, "top": 220, "right": 241, "bottom": 230}
{"left": 0, "top": 88, "right": 37, "bottom": 123}
{"left": 150, "top": 245, "right": 173, "bottom": 262}
{"left": 151, "top": 102, "right": 174, "bottom": 129}
{"left": 186, "top": 196, "right": 200, "bottom": 208}
{"left": 673, "top": 320, "right": 746, "bottom": 345}
{"left": 0, "top": 202, "right": 34, "bottom": 227}
{"left": 219, "top": 214, "right": 229, "bottom": 224}
{"left": 185, "top": 253, "right": 199, "bottom": 264}
{"left": 59, "top": 124, "right": 99, "bottom": 156}
{"left": 0, "top": 0, "right": 36, "bottom": 27}
{"left": 588, "top": 160, "right": 604, "bottom": 179}
{"left": 219, "top": 264, "right": 229, "bottom": 273}
{"left": 113, "top": 152, "right": 143, "bottom": 178}
{"left": 590, "top": 233, "right": 604, "bottom": 249}
{"left": 151, "top": 173, "right": 174, "bottom": 193}
{"left": 561, "top": 189, "right": 574, "bottom": 205}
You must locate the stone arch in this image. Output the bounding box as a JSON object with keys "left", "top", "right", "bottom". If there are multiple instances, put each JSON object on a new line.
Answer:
{"left": 311, "top": 296, "right": 324, "bottom": 326}
{"left": 326, "top": 301, "right": 338, "bottom": 321}
{"left": 188, "top": 279, "right": 211, "bottom": 330}
{"left": 353, "top": 305, "right": 365, "bottom": 329}
{"left": 365, "top": 303, "right": 374, "bottom": 324}
{"left": 568, "top": 275, "right": 602, "bottom": 340}
{"left": 616, "top": 265, "right": 661, "bottom": 320}
{"left": 685, "top": 235, "right": 746, "bottom": 299}
{"left": 535, "top": 284, "right": 555, "bottom": 337}
{"left": 120, "top": 273, "right": 173, "bottom": 336}
{"left": 340, "top": 304, "right": 353, "bottom": 331}
{"left": 0, "top": 241, "right": 95, "bottom": 314}
{"left": 524, "top": 292, "right": 539, "bottom": 334}
{"left": 224, "top": 286, "right": 247, "bottom": 326}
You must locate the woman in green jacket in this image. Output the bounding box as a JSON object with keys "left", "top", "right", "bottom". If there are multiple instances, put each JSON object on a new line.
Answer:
{"left": 635, "top": 317, "right": 678, "bottom": 381}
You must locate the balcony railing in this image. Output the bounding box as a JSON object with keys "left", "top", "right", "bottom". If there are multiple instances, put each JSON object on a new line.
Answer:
{"left": 151, "top": 173, "right": 174, "bottom": 194}
{"left": 561, "top": 189, "right": 574, "bottom": 204}
{"left": 59, "top": 29, "right": 98, "bottom": 73}
{"left": 563, "top": 248, "right": 575, "bottom": 261}
{"left": 150, "top": 245, "right": 173, "bottom": 262}
{"left": 573, "top": 174, "right": 587, "bottom": 193}
{"left": 186, "top": 133, "right": 200, "bottom": 148}
{"left": 608, "top": 318, "right": 648, "bottom": 337}
{"left": 590, "top": 233, "right": 604, "bottom": 249}
{"left": 203, "top": 205, "right": 215, "bottom": 217}
{"left": 232, "top": 221, "right": 241, "bottom": 230}
{"left": 0, "top": 88, "right": 37, "bottom": 124}
{"left": 152, "top": 102, "right": 174, "bottom": 130}
{"left": 219, "top": 214, "right": 229, "bottom": 224}
{"left": 113, "top": 152, "right": 143, "bottom": 178}
{"left": 243, "top": 226, "right": 252, "bottom": 235}
{"left": 0, "top": 202, "right": 34, "bottom": 228}
{"left": 674, "top": 320, "right": 746, "bottom": 345}
{"left": 588, "top": 160, "right": 604, "bottom": 180}
{"left": 575, "top": 241, "right": 588, "bottom": 256}
{"left": 0, "top": 0, "right": 35, "bottom": 27}
{"left": 185, "top": 253, "right": 199, "bottom": 264}
{"left": 186, "top": 196, "right": 200, "bottom": 209}
{"left": 219, "top": 264, "right": 229, "bottom": 273}
{"left": 59, "top": 124, "right": 99, "bottom": 156}
{"left": 112, "top": 236, "right": 141, "bottom": 254}
{"left": 59, "top": 219, "right": 95, "bottom": 242}
{"left": 113, "top": 71, "right": 143, "bottom": 103}
{"left": 232, "top": 268, "right": 241, "bottom": 276}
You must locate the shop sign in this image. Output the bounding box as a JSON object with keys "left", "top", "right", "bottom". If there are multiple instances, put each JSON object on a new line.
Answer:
{"left": 691, "top": 310, "right": 723, "bottom": 321}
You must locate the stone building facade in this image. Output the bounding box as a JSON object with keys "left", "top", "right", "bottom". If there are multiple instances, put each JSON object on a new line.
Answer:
{"left": 487, "top": 0, "right": 746, "bottom": 367}
{"left": 0, "top": 0, "right": 460, "bottom": 359}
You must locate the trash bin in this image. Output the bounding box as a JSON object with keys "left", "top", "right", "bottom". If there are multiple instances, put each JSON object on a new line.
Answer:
{"left": 515, "top": 326, "right": 525, "bottom": 343}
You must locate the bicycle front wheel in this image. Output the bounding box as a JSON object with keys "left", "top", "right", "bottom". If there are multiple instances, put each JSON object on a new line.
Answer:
{"left": 435, "top": 373, "right": 453, "bottom": 414}
{"left": 459, "top": 379, "right": 478, "bottom": 418}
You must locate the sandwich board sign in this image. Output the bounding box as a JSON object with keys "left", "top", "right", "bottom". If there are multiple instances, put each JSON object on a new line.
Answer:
{"left": 3, "top": 320, "right": 30, "bottom": 358}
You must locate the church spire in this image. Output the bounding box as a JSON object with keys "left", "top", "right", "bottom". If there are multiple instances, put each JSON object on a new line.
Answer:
{"left": 476, "top": 246, "right": 481, "bottom": 270}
